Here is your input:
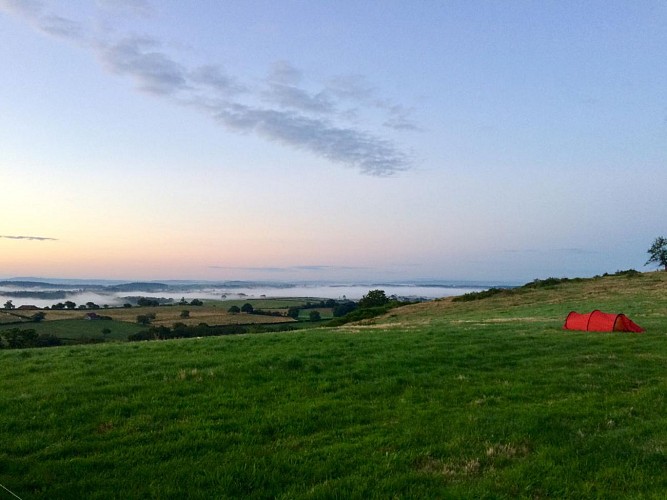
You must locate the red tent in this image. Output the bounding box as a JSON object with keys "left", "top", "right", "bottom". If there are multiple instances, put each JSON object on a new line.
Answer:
{"left": 564, "top": 310, "right": 644, "bottom": 333}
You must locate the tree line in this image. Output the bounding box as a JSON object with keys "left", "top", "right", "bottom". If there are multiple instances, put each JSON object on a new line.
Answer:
{"left": 128, "top": 322, "right": 297, "bottom": 341}
{"left": 0, "top": 328, "right": 61, "bottom": 349}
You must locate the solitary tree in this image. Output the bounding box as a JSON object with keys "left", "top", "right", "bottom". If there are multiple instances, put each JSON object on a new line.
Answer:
{"left": 241, "top": 303, "right": 254, "bottom": 313}
{"left": 136, "top": 314, "right": 153, "bottom": 325}
{"left": 309, "top": 310, "right": 321, "bottom": 322}
{"left": 180, "top": 310, "right": 190, "bottom": 319}
{"left": 3, "top": 300, "right": 14, "bottom": 310}
{"left": 358, "top": 289, "right": 389, "bottom": 308}
{"left": 646, "top": 236, "right": 667, "bottom": 271}
{"left": 227, "top": 305, "right": 241, "bottom": 314}
{"left": 31, "top": 312, "right": 46, "bottom": 322}
{"left": 286, "top": 306, "right": 301, "bottom": 319}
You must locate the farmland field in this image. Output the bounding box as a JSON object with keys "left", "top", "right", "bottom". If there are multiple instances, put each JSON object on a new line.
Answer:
{"left": 1, "top": 272, "right": 667, "bottom": 498}
{"left": 0, "top": 301, "right": 305, "bottom": 343}
{"left": 70, "top": 305, "right": 295, "bottom": 327}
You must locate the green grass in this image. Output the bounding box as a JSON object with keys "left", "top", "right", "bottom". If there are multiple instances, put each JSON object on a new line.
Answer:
{"left": 0, "top": 319, "right": 143, "bottom": 342}
{"left": 1, "top": 272, "right": 667, "bottom": 498}
{"left": 297, "top": 307, "right": 334, "bottom": 320}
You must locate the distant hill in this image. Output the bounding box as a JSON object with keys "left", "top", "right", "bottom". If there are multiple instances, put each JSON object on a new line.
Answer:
{"left": 0, "top": 280, "right": 99, "bottom": 289}
{"left": 106, "top": 282, "right": 170, "bottom": 292}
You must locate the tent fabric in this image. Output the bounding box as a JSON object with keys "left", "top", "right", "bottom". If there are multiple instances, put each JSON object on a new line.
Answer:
{"left": 564, "top": 310, "right": 644, "bottom": 333}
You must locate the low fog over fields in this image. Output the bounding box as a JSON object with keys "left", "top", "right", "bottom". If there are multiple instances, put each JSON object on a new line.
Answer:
{"left": 0, "top": 279, "right": 511, "bottom": 309}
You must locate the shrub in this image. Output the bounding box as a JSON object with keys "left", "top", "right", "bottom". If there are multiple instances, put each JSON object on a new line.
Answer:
{"left": 31, "top": 312, "right": 46, "bottom": 322}
{"left": 333, "top": 301, "right": 357, "bottom": 317}
{"left": 327, "top": 304, "right": 396, "bottom": 326}
{"left": 136, "top": 315, "right": 153, "bottom": 325}
{"left": 452, "top": 288, "right": 507, "bottom": 302}
{"left": 35, "top": 334, "right": 62, "bottom": 347}
{"left": 613, "top": 269, "right": 640, "bottom": 277}
{"left": 0, "top": 328, "right": 61, "bottom": 349}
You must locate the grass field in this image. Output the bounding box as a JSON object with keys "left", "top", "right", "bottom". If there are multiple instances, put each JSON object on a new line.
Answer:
{"left": 0, "top": 319, "right": 144, "bottom": 342}
{"left": 76, "top": 306, "right": 295, "bottom": 327}
{"left": 1, "top": 272, "right": 667, "bottom": 498}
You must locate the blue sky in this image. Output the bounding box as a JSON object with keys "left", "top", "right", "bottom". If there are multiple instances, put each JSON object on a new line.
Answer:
{"left": 1, "top": 0, "right": 665, "bottom": 282}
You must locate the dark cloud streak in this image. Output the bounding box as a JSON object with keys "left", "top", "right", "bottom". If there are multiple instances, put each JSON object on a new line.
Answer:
{"left": 0, "top": 0, "right": 86, "bottom": 41}
{"left": 40, "top": 13, "right": 83, "bottom": 39}
{"left": 190, "top": 65, "right": 246, "bottom": 95}
{"left": 213, "top": 105, "right": 411, "bottom": 176}
{"left": 262, "top": 83, "right": 333, "bottom": 114}
{"left": 98, "top": 37, "right": 188, "bottom": 95}
{"left": 0, "top": 235, "right": 58, "bottom": 241}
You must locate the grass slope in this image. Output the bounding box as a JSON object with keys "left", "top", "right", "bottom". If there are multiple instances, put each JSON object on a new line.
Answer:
{"left": 1, "top": 272, "right": 667, "bottom": 498}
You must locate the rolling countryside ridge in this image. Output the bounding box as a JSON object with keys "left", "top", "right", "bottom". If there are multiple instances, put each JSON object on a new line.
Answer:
{"left": 1, "top": 271, "right": 667, "bottom": 498}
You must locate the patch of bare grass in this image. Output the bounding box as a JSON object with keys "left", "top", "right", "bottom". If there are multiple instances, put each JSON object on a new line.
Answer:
{"left": 415, "top": 455, "right": 482, "bottom": 479}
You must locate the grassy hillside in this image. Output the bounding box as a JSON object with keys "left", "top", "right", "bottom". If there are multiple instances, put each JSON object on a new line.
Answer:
{"left": 1, "top": 272, "right": 666, "bottom": 498}
{"left": 378, "top": 270, "right": 667, "bottom": 328}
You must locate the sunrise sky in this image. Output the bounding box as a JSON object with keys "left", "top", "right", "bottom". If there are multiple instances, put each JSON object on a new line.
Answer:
{"left": 1, "top": 0, "right": 666, "bottom": 283}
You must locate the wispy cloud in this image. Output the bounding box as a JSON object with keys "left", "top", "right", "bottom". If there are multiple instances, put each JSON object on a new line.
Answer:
{"left": 39, "top": 13, "right": 82, "bottom": 39}
{"left": 0, "top": 235, "right": 58, "bottom": 241}
{"left": 190, "top": 64, "right": 246, "bottom": 95}
{"left": 98, "top": 36, "right": 188, "bottom": 95}
{"left": 384, "top": 105, "right": 421, "bottom": 131}
{"left": 262, "top": 60, "right": 334, "bottom": 114}
{"left": 0, "top": 0, "right": 417, "bottom": 176}
{"left": 0, "top": 0, "right": 85, "bottom": 41}
{"left": 211, "top": 105, "right": 411, "bottom": 176}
